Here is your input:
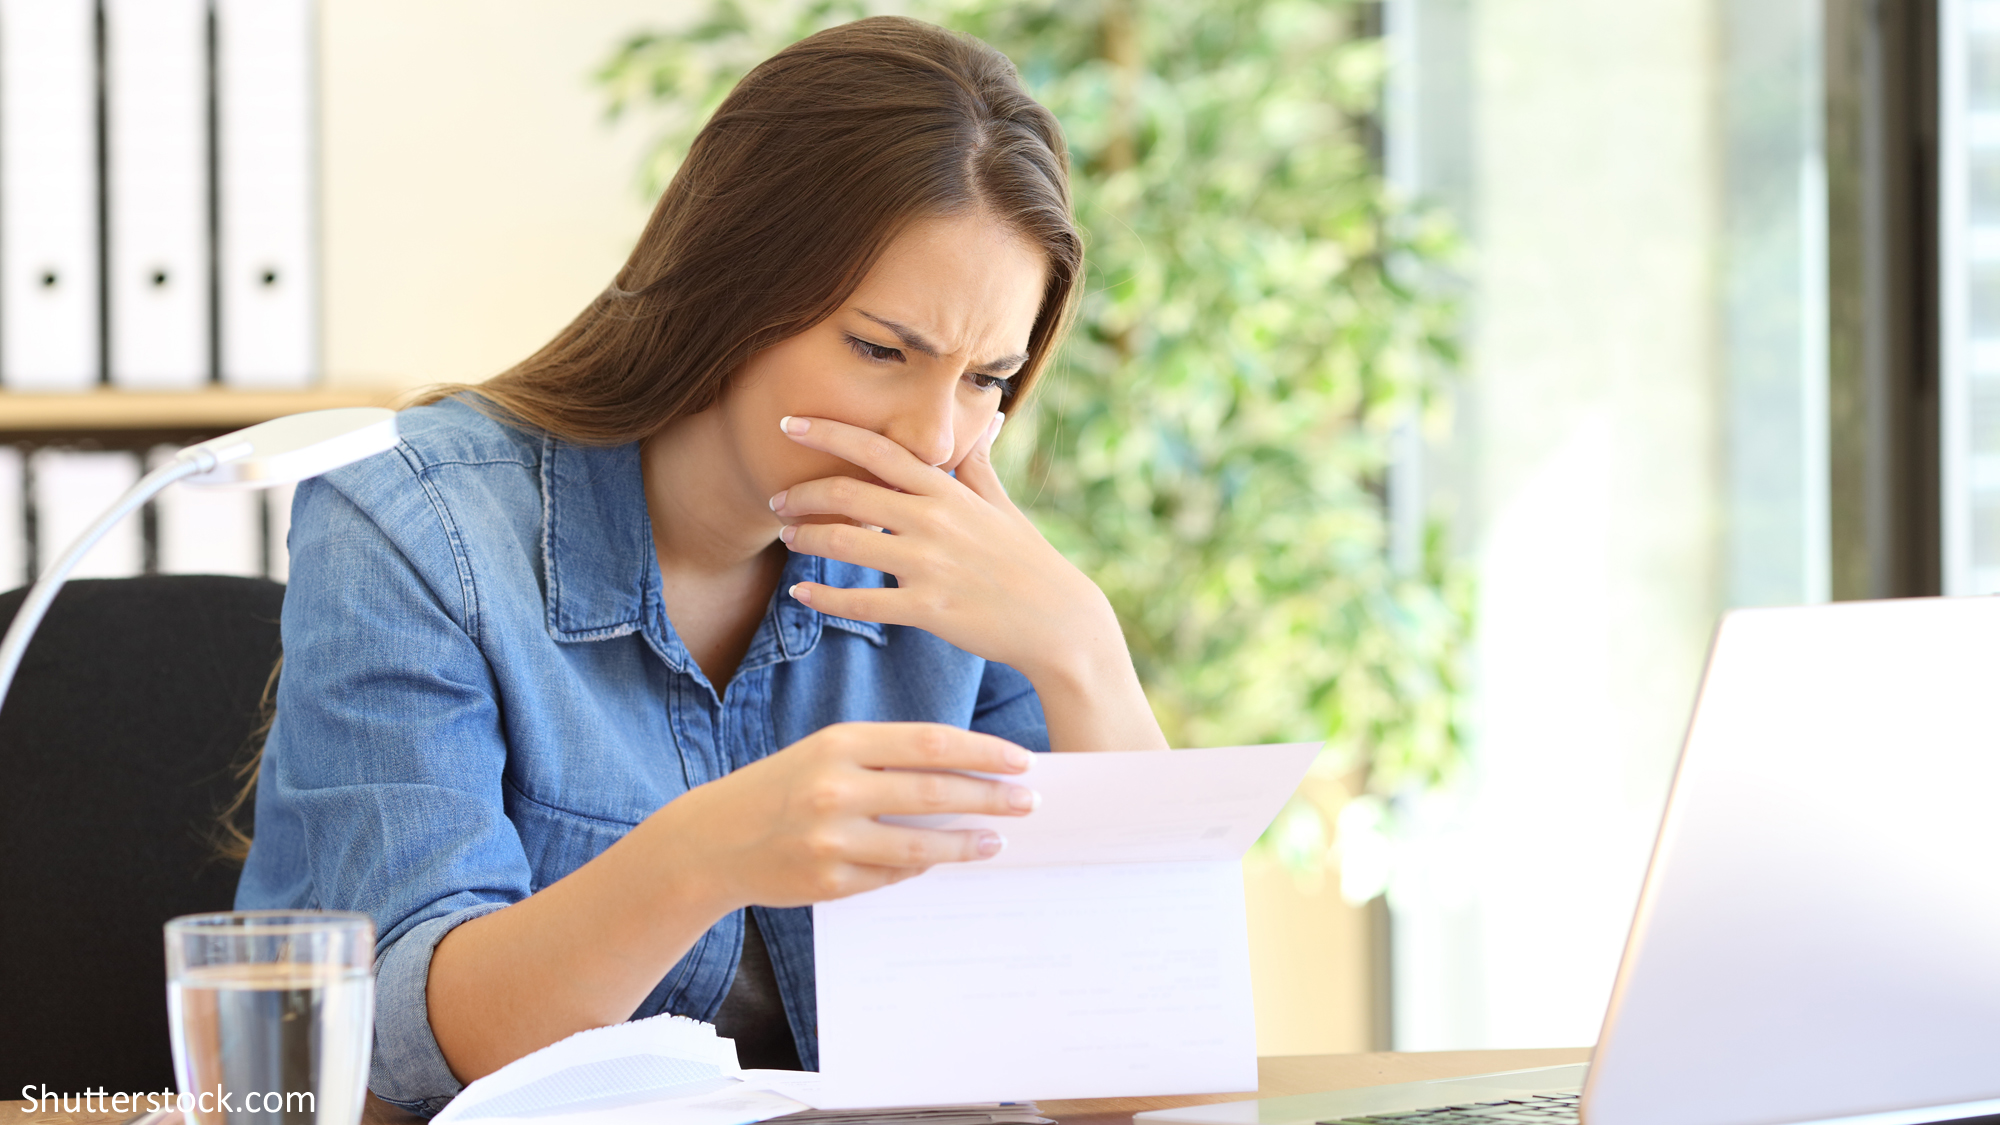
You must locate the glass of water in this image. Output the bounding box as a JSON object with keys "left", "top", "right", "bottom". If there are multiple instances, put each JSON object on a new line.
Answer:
{"left": 165, "top": 911, "right": 375, "bottom": 1125}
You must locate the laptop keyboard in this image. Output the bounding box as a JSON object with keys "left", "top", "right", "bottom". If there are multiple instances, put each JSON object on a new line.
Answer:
{"left": 1318, "top": 1092, "right": 1581, "bottom": 1125}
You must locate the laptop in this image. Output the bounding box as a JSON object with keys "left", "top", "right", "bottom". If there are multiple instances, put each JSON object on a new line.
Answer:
{"left": 1139, "top": 596, "right": 2000, "bottom": 1125}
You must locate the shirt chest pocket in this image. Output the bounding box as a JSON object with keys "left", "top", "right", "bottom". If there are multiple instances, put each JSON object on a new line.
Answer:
{"left": 502, "top": 775, "right": 671, "bottom": 893}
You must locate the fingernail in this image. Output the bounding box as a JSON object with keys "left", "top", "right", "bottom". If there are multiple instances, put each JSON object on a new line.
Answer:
{"left": 1007, "top": 786, "right": 1038, "bottom": 812}
{"left": 789, "top": 582, "right": 812, "bottom": 605}
{"left": 1004, "top": 746, "right": 1033, "bottom": 770}
{"left": 768, "top": 490, "right": 788, "bottom": 511}
{"left": 780, "top": 416, "right": 810, "bottom": 435}
{"left": 778, "top": 524, "right": 796, "bottom": 544}
{"left": 975, "top": 832, "right": 1006, "bottom": 858}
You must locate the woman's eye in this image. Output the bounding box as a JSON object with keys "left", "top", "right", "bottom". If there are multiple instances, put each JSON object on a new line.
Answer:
{"left": 846, "top": 336, "right": 903, "bottom": 363}
{"left": 964, "top": 372, "right": 1016, "bottom": 394}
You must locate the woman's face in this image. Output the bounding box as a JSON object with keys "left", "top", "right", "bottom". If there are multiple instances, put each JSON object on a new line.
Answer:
{"left": 718, "top": 210, "right": 1049, "bottom": 501}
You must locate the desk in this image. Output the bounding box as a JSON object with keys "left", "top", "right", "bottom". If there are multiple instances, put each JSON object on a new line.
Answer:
{"left": 4, "top": 1049, "right": 1591, "bottom": 1125}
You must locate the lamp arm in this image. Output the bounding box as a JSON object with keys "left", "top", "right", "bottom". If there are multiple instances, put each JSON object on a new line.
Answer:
{"left": 0, "top": 449, "right": 220, "bottom": 712}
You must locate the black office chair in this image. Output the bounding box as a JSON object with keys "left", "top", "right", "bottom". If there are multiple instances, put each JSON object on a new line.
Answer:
{"left": 0, "top": 575, "right": 283, "bottom": 1095}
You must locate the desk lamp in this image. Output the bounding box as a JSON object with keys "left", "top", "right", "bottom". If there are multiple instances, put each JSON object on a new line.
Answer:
{"left": 0, "top": 407, "right": 399, "bottom": 711}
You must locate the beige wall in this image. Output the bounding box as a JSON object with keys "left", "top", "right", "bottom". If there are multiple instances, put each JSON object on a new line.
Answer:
{"left": 319, "top": 0, "right": 691, "bottom": 389}
{"left": 1245, "top": 853, "right": 1374, "bottom": 1056}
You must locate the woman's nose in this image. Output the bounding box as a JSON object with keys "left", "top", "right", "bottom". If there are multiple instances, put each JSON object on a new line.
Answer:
{"left": 884, "top": 382, "right": 958, "bottom": 467}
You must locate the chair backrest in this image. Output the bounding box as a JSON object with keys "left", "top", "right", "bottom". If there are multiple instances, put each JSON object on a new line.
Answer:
{"left": 0, "top": 575, "right": 283, "bottom": 1096}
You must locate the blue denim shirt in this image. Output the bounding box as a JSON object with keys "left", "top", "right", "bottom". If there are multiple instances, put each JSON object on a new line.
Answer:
{"left": 235, "top": 397, "right": 1049, "bottom": 1116}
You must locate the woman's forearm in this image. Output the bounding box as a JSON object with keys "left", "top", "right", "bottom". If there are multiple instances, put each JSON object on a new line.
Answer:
{"left": 1024, "top": 592, "right": 1169, "bottom": 754}
{"left": 424, "top": 722, "right": 1039, "bottom": 1086}
{"left": 426, "top": 808, "right": 731, "bottom": 1085}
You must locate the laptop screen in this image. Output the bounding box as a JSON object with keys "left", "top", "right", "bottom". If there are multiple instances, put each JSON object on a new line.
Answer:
{"left": 1585, "top": 597, "right": 2000, "bottom": 1125}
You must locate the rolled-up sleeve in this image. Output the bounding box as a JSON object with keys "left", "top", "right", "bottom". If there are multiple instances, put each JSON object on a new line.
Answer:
{"left": 371, "top": 902, "right": 507, "bottom": 1115}
{"left": 254, "top": 459, "right": 532, "bottom": 1114}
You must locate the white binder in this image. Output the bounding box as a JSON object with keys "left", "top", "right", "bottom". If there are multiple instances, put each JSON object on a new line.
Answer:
{"left": 0, "top": 0, "right": 101, "bottom": 391}
{"left": 0, "top": 446, "right": 26, "bottom": 588}
{"left": 105, "top": 0, "right": 211, "bottom": 390}
{"left": 217, "top": 0, "right": 317, "bottom": 389}
{"left": 148, "top": 445, "right": 264, "bottom": 577}
{"left": 30, "top": 449, "right": 143, "bottom": 579}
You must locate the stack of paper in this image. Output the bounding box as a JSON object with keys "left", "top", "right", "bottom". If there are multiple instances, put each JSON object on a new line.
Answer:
{"left": 431, "top": 1015, "right": 1047, "bottom": 1125}
{"left": 432, "top": 1014, "right": 793, "bottom": 1125}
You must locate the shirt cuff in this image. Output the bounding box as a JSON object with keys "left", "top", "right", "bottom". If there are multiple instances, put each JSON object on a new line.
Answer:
{"left": 369, "top": 901, "right": 511, "bottom": 1118}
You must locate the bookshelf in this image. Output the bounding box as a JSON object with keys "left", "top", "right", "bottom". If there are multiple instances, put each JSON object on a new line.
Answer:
{"left": 0, "top": 387, "right": 402, "bottom": 439}
{"left": 0, "top": 386, "right": 414, "bottom": 587}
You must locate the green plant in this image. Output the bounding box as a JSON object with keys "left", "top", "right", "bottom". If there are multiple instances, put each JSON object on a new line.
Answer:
{"left": 597, "top": 0, "right": 1471, "bottom": 870}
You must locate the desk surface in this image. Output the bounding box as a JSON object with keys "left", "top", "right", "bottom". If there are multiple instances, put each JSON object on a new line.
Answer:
{"left": 4, "top": 1048, "right": 1591, "bottom": 1125}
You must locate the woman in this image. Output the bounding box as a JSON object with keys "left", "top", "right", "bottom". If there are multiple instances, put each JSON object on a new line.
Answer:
{"left": 235, "top": 15, "right": 1166, "bottom": 1116}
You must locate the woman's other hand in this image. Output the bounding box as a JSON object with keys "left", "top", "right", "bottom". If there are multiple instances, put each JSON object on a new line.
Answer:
{"left": 769, "top": 413, "right": 1126, "bottom": 690}
{"left": 654, "top": 721, "right": 1037, "bottom": 913}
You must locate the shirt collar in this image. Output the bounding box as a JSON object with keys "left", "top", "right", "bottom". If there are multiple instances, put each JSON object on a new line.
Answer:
{"left": 539, "top": 436, "right": 886, "bottom": 665}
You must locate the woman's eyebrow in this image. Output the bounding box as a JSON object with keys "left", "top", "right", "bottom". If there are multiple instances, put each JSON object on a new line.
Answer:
{"left": 856, "top": 309, "right": 1029, "bottom": 373}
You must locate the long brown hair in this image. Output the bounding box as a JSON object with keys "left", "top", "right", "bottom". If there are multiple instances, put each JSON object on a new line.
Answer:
{"left": 426, "top": 15, "right": 1081, "bottom": 441}
{"left": 222, "top": 17, "right": 1079, "bottom": 863}
{"left": 214, "top": 655, "right": 281, "bottom": 865}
